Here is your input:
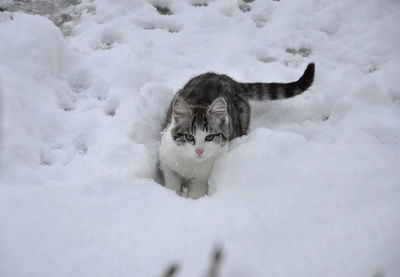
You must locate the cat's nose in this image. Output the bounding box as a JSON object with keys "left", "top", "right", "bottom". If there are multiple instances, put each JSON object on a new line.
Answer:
{"left": 195, "top": 148, "right": 204, "bottom": 156}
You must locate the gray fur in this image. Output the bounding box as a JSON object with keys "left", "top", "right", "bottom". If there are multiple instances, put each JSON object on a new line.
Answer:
{"left": 164, "top": 63, "right": 315, "bottom": 140}
{"left": 159, "top": 63, "right": 315, "bottom": 198}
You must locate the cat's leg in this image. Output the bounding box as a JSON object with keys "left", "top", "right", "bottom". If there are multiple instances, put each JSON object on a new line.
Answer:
{"left": 187, "top": 181, "right": 208, "bottom": 199}
{"left": 163, "top": 167, "right": 183, "bottom": 196}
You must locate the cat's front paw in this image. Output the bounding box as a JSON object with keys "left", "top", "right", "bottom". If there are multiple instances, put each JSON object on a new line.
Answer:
{"left": 187, "top": 183, "right": 208, "bottom": 199}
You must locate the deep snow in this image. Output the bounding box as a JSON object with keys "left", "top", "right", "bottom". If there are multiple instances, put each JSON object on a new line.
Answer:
{"left": 1, "top": 0, "right": 400, "bottom": 276}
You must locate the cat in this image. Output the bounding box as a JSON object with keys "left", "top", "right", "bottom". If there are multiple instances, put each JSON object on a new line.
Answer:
{"left": 158, "top": 63, "right": 315, "bottom": 199}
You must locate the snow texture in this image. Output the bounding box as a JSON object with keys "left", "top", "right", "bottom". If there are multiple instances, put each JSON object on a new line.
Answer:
{"left": 0, "top": 0, "right": 400, "bottom": 276}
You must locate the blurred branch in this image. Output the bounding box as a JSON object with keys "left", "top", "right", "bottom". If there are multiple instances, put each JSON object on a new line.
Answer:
{"left": 162, "top": 247, "right": 223, "bottom": 277}
{"left": 163, "top": 264, "right": 179, "bottom": 277}
{"left": 206, "top": 247, "right": 223, "bottom": 277}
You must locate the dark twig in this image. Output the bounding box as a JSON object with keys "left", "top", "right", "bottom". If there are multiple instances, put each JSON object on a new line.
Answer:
{"left": 163, "top": 264, "right": 179, "bottom": 277}
{"left": 206, "top": 247, "right": 223, "bottom": 277}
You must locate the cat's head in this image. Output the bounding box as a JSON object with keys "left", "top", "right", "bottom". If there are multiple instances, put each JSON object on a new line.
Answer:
{"left": 170, "top": 97, "right": 230, "bottom": 160}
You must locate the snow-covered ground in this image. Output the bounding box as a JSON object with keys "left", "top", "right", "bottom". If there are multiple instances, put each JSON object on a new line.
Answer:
{"left": 1, "top": 0, "right": 400, "bottom": 276}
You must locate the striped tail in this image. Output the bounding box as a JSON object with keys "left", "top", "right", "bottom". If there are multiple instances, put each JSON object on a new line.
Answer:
{"left": 239, "top": 63, "right": 315, "bottom": 100}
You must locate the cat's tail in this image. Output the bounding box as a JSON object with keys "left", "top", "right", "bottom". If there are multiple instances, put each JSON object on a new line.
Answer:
{"left": 239, "top": 63, "right": 315, "bottom": 101}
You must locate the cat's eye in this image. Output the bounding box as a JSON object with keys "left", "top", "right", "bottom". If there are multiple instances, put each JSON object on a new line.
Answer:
{"left": 205, "top": 134, "right": 215, "bottom": 141}
{"left": 185, "top": 134, "right": 195, "bottom": 141}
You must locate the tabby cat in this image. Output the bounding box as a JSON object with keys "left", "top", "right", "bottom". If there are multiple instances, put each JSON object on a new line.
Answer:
{"left": 158, "top": 63, "right": 315, "bottom": 199}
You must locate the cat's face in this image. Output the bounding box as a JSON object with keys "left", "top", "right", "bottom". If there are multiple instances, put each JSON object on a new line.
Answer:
{"left": 170, "top": 97, "right": 229, "bottom": 160}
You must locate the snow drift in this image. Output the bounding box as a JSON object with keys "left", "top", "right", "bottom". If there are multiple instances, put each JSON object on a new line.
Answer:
{"left": 1, "top": 0, "right": 399, "bottom": 276}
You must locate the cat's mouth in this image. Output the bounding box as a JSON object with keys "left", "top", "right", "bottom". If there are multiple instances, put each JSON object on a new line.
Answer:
{"left": 193, "top": 153, "right": 209, "bottom": 161}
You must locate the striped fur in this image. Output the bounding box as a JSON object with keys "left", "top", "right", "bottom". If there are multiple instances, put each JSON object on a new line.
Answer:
{"left": 239, "top": 63, "right": 315, "bottom": 100}
{"left": 162, "top": 63, "right": 315, "bottom": 140}
{"left": 159, "top": 63, "right": 315, "bottom": 198}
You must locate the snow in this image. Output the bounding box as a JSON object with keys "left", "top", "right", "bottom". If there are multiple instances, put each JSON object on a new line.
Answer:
{"left": 1, "top": 0, "right": 400, "bottom": 276}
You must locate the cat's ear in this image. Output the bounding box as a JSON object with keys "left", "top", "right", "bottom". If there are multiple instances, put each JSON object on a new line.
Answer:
{"left": 172, "top": 97, "right": 192, "bottom": 123}
{"left": 207, "top": 97, "right": 227, "bottom": 117}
